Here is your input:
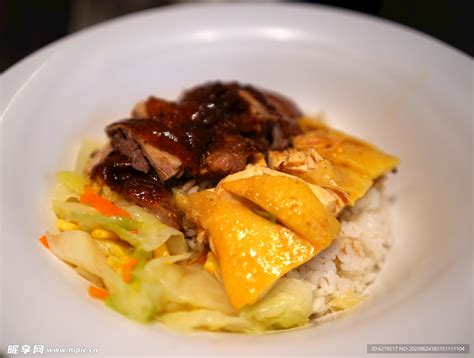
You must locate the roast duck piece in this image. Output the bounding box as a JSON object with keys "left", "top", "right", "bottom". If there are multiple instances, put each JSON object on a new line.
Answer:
{"left": 87, "top": 82, "right": 302, "bottom": 229}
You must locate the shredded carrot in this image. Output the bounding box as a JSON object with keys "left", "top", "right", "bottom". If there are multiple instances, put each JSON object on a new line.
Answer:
{"left": 130, "top": 229, "right": 139, "bottom": 235}
{"left": 39, "top": 235, "right": 49, "bottom": 249}
{"left": 83, "top": 185, "right": 98, "bottom": 195}
{"left": 80, "top": 186, "right": 130, "bottom": 217}
{"left": 121, "top": 258, "right": 139, "bottom": 283}
{"left": 88, "top": 285, "right": 109, "bottom": 300}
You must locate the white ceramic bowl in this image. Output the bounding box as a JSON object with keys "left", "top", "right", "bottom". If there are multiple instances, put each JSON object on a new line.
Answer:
{"left": 2, "top": 3, "right": 472, "bottom": 357}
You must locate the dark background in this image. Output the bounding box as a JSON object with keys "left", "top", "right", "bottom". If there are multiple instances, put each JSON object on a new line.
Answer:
{"left": 1, "top": 0, "right": 471, "bottom": 72}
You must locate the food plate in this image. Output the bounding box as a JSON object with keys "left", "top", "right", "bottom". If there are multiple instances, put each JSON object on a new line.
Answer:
{"left": 1, "top": 3, "right": 471, "bottom": 356}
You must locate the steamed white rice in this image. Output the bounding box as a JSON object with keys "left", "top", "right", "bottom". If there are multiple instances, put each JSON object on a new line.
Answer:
{"left": 286, "top": 181, "right": 394, "bottom": 321}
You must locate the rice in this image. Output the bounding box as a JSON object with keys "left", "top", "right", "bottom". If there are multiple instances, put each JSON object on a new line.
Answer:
{"left": 286, "top": 183, "right": 394, "bottom": 321}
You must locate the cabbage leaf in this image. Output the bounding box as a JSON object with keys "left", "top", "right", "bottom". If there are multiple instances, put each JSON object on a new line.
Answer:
{"left": 46, "top": 230, "right": 156, "bottom": 321}
{"left": 46, "top": 230, "right": 108, "bottom": 278}
{"left": 47, "top": 211, "right": 315, "bottom": 332}
{"left": 158, "top": 310, "right": 261, "bottom": 333}
{"left": 52, "top": 202, "right": 184, "bottom": 252}
{"left": 241, "top": 278, "right": 314, "bottom": 330}
{"left": 126, "top": 206, "right": 186, "bottom": 253}
{"left": 139, "top": 259, "right": 235, "bottom": 315}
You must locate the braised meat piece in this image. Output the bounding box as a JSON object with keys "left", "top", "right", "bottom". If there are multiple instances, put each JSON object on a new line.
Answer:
{"left": 180, "top": 82, "right": 301, "bottom": 149}
{"left": 261, "top": 90, "right": 302, "bottom": 119}
{"left": 108, "top": 129, "right": 151, "bottom": 173}
{"left": 88, "top": 82, "right": 303, "bottom": 227}
{"left": 90, "top": 151, "right": 182, "bottom": 229}
{"left": 107, "top": 82, "right": 301, "bottom": 181}
{"left": 106, "top": 119, "right": 187, "bottom": 181}
{"left": 106, "top": 99, "right": 195, "bottom": 181}
{"left": 201, "top": 134, "right": 261, "bottom": 177}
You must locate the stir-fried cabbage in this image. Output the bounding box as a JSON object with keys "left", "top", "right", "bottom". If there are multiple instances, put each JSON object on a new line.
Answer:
{"left": 47, "top": 230, "right": 108, "bottom": 277}
{"left": 46, "top": 230, "right": 157, "bottom": 321}
{"left": 46, "top": 230, "right": 315, "bottom": 333}
{"left": 241, "top": 278, "right": 314, "bottom": 330}
{"left": 53, "top": 201, "right": 137, "bottom": 230}
{"left": 138, "top": 259, "right": 235, "bottom": 315}
{"left": 52, "top": 201, "right": 185, "bottom": 253}
{"left": 56, "top": 171, "right": 87, "bottom": 194}
{"left": 53, "top": 172, "right": 84, "bottom": 202}
{"left": 104, "top": 273, "right": 156, "bottom": 322}
{"left": 158, "top": 310, "right": 260, "bottom": 333}
{"left": 74, "top": 139, "right": 103, "bottom": 174}
{"left": 53, "top": 201, "right": 141, "bottom": 245}
{"left": 47, "top": 167, "right": 316, "bottom": 333}
{"left": 126, "top": 206, "right": 186, "bottom": 253}
{"left": 156, "top": 278, "right": 314, "bottom": 332}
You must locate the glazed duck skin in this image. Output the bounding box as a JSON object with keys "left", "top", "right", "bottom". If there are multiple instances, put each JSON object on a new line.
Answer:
{"left": 104, "top": 82, "right": 301, "bottom": 182}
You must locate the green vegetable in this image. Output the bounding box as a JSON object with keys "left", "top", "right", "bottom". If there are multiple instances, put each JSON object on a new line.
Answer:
{"left": 46, "top": 230, "right": 108, "bottom": 278}
{"left": 53, "top": 200, "right": 139, "bottom": 230}
{"left": 104, "top": 223, "right": 142, "bottom": 247}
{"left": 100, "top": 185, "right": 121, "bottom": 203}
{"left": 53, "top": 201, "right": 141, "bottom": 246}
{"left": 148, "top": 253, "right": 192, "bottom": 264}
{"left": 49, "top": 172, "right": 315, "bottom": 332}
{"left": 56, "top": 171, "right": 87, "bottom": 194}
{"left": 105, "top": 276, "right": 156, "bottom": 322}
{"left": 241, "top": 278, "right": 314, "bottom": 330}
{"left": 139, "top": 259, "right": 236, "bottom": 315}
{"left": 47, "top": 230, "right": 315, "bottom": 332}
{"left": 166, "top": 235, "right": 189, "bottom": 255}
{"left": 47, "top": 230, "right": 156, "bottom": 322}
{"left": 53, "top": 201, "right": 98, "bottom": 218}
{"left": 52, "top": 177, "right": 81, "bottom": 203}
{"left": 126, "top": 206, "right": 187, "bottom": 252}
{"left": 158, "top": 310, "right": 261, "bottom": 333}
{"left": 74, "top": 139, "right": 104, "bottom": 175}
{"left": 53, "top": 201, "right": 187, "bottom": 254}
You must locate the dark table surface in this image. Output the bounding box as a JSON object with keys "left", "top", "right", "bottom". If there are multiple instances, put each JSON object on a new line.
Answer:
{"left": 1, "top": 0, "right": 471, "bottom": 72}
